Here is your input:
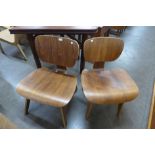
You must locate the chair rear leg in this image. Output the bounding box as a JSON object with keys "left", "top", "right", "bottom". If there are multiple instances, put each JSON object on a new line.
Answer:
{"left": 86, "top": 102, "right": 93, "bottom": 120}
{"left": 60, "top": 107, "right": 67, "bottom": 128}
{"left": 117, "top": 103, "right": 124, "bottom": 117}
{"left": 25, "top": 99, "right": 30, "bottom": 115}
{"left": 16, "top": 44, "right": 27, "bottom": 61}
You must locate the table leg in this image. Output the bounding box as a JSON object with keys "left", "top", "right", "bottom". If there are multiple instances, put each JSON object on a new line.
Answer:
{"left": 80, "top": 34, "right": 88, "bottom": 73}
{"left": 27, "top": 34, "right": 41, "bottom": 68}
{"left": 104, "top": 27, "right": 111, "bottom": 37}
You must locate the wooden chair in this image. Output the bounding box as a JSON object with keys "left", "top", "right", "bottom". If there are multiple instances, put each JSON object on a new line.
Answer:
{"left": 0, "top": 28, "right": 27, "bottom": 60}
{"left": 0, "top": 113, "right": 16, "bottom": 129}
{"left": 16, "top": 35, "right": 79, "bottom": 128}
{"left": 81, "top": 37, "right": 139, "bottom": 119}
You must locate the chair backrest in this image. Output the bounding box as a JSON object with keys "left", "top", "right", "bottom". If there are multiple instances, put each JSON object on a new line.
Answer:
{"left": 84, "top": 37, "right": 124, "bottom": 66}
{"left": 35, "top": 35, "right": 79, "bottom": 68}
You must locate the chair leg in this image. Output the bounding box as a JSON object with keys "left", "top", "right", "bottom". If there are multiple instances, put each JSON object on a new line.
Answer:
{"left": 86, "top": 102, "right": 93, "bottom": 120}
{"left": 117, "top": 103, "right": 124, "bottom": 117}
{"left": 25, "top": 99, "right": 30, "bottom": 115}
{"left": 60, "top": 107, "right": 67, "bottom": 128}
{"left": 0, "top": 42, "right": 5, "bottom": 54}
{"left": 16, "top": 44, "right": 27, "bottom": 61}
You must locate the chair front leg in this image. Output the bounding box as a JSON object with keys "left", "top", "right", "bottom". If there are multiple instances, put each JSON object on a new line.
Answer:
{"left": 25, "top": 99, "right": 30, "bottom": 115}
{"left": 117, "top": 103, "right": 124, "bottom": 117}
{"left": 60, "top": 106, "right": 67, "bottom": 128}
{"left": 86, "top": 102, "right": 94, "bottom": 120}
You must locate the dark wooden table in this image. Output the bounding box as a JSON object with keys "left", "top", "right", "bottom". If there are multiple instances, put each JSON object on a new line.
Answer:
{"left": 10, "top": 26, "right": 110, "bottom": 72}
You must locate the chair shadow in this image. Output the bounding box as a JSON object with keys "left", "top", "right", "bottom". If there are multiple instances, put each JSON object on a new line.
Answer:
{"left": 86, "top": 104, "right": 121, "bottom": 129}
{"left": 27, "top": 113, "right": 60, "bottom": 129}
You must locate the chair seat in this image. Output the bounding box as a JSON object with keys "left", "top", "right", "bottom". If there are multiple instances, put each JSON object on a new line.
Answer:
{"left": 16, "top": 68, "right": 77, "bottom": 107}
{"left": 81, "top": 68, "right": 139, "bottom": 104}
{"left": 0, "top": 29, "right": 15, "bottom": 43}
{"left": 0, "top": 113, "right": 16, "bottom": 129}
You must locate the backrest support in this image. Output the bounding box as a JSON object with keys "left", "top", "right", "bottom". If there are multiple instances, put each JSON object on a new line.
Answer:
{"left": 35, "top": 35, "right": 79, "bottom": 68}
{"left": 84, "top": 37, "right": 124, "bottom": 66}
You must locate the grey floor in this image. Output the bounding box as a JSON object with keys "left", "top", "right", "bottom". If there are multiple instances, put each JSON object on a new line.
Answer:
{"left": 0, "top": 26, "right": 155, "bottom": 129}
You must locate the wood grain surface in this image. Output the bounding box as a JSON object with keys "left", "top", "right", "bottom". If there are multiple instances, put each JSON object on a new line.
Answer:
{"left": 82, "top": 68, "right": 139, "bottom": 104}
{"left": 35, "top": 35, "right": 79, "bottom": 67}
{"left": 0, "top": 113, "right": 16, "bottom": 129}
{"left": 84, "top": 37, "right": 124, "bottom": 63}
{"left": 16, "top": 68, "right": 77, "bottom": 107}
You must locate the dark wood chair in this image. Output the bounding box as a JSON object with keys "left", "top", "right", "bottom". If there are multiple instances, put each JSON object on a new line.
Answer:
{"left": 16, "top": 35, "right": 79, "bottom": 128}
{"left": 81, "top": 37, "right": 139, "bottom": 119}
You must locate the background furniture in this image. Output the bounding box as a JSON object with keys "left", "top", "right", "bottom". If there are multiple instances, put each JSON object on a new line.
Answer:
{"left": 0, "top": 27, "right": 27, "bottom": 60}
{"left": 9, "top": 26, "right": 110, "bottom": 72}
{"left": 81, "top": 37, "right": 139, "bottom": 119}
{"left": 110, "top": 26, "right": 127, "bottom": 36}
{"left": 94, "top": 26, "right": 111, "bottom": 37}
{"left": 16, "top": 35, "right": 79, "bottom": 128}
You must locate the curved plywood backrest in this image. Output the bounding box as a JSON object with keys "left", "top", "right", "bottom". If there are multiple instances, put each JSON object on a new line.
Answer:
{"left": 35, "top": 35, "right": 79, "bottom": 67}
{"left": 84, "top": 37, "right": 124, "bottom": 63}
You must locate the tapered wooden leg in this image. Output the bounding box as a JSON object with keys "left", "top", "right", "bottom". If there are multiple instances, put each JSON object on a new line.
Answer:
{"left": 86, "top": 102, "right": 93, "bottom": 120}
{"left": 17, "top": 44, "right": 27, "bottom": 61}
{"left": 25, "top": 99, "right": 30, "bottom": 115}
{"left": 60, "top": 107, "right": 67, "bottom": 128}
{"left": 117, "top": 103, "right": 124, "bottom": 117}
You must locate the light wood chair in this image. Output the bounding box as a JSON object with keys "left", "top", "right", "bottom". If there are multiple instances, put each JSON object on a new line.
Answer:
{"left": 0, "top": 113, "right": 16, "bottom": 129}
{"left": 16, "top": 35, "right": 79, "bottom": 128}
{"left": 81, "top": 37, "right": 139, "bottom": 119}
{"left": 0, "top": 28, "right": 27, "bottom": 60}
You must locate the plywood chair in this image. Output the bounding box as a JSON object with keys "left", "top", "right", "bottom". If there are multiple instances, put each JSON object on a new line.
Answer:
{"left": 81, "top": 37, "right": 139, "bottom": 119}
{"left": 0, "top": 28, "right": 27, "bottom": 60}
{"left": 0, "top": 113, "right": 16, "bottom": 129}
{"left": 16, "top": 35, "right": 79, "bottom": 128}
